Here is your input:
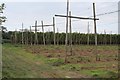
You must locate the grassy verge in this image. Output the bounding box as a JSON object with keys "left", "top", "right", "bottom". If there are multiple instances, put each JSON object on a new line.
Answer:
{"left": 2, "top": 43, "right": 118, "bottom": 78}
{"left": 2, "top": 44, "right": 58, "bottom": 78}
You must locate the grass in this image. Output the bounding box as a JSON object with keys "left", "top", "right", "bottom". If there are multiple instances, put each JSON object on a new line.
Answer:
{"left": 2, "top": 44, "right": 57, "bottom": 78}
{"left": 2, "top": 43, "right": 119, "bottom": 78}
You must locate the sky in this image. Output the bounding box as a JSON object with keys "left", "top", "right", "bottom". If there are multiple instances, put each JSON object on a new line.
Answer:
{"left": 1, "top": 0, "right": 119, "bottom": 34}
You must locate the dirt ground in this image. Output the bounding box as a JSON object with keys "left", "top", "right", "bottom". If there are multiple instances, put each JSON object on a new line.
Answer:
{"left": 25, "top": 45, "right": 118, "bottom": 63}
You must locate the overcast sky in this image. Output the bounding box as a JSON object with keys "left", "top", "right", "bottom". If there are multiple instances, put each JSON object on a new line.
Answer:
{"left": 2, "top": 0, "right": 119, "bottom": 34}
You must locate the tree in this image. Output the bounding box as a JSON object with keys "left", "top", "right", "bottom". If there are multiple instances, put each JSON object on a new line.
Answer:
{"left": 0, "top": 3, "right": 7, "bottom": 32}
{"left": 0, "top": 26, "right": 7, "bottom": 32}
{"left": 0, "top": 3, "right": 6, "bottom": 25}
{"left": 0, "top": 3, "right": 7, "bottom": 44}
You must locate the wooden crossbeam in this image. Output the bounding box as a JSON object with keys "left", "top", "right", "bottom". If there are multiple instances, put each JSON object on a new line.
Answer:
{"left": 55, "top": 14, "right": 99, "bottom": 20}
{"left": 32, "top": 24, "right": 53, "bottom": 27}
{"left": 32, "top": 17, "right": 56, "bottom": 45}
{"left": 55, "top": 0, "right": 99, "bottom": 62}
{"left": 19, "top": 29, "right": 39, "bottom": 32}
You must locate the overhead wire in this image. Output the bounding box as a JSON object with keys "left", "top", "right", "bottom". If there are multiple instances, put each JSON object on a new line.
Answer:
{"left": 54, "top": 3, "right": 118, "bottom": 33}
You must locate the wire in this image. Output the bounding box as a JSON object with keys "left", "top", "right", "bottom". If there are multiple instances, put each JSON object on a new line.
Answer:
{"left": 72, "top": 3, "right": 117, "bottom": 16}
{"left": 97, "top": 22, "right": 119, "bottom": 27}
{"left": 92, "top": 10, "right": 119, "bottom": 17}
{"left": 55, "top": 7, "right": 119, "bottom": 33}
{"left": 69, "top": 9, "right": 119, "bottom": 22}
{"left": 96, "top": 4, "right": 117, "bottom": 11}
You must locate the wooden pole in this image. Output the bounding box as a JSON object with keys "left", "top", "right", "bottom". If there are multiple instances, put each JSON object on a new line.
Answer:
{"left": 57, "top": 28, "right": 59, "bottom": 45}
{"left": 93, "top": 3, "right": 97, "bottom": 46}
{"left": 110, "top": 31, "right": 112, "bottom": 45}
{"left": 10, "top": 33, "right": 13, "bottom": 44}
{"left": 101, "top": 32, "right": 103, "bottom": 45}
{"left": 53, "top": 17, "right": 56, "bottom": 45}
{"left": 41, "top": 21, "right": 45, "bottom": 45}
{"left": 79, "top": 32, "right": 81, "bottom": 45}
{"left": 26, "top": 29, "right": 29, "bottom": 45}
{"left": 14, "top": 29, "right": 17, "bottom": 45}
{"left": 93, "top": 3, "right": 98, "bottom": 61}
{"left": 48, "top": 29, "right": 50, "bottom": 45}
{"left": 34, "top": 21, "right": 38, "bottom": 45}
{"left": 30, "top": 26, "right": 32, "bottom": 45}
{"left": 104, "top": 30, "right": 106, "bottom": 45}
{"left": 22, "top": 23, "right": 24, "bottom": 45}
{"left": 69, "top": 11, "right": 72, "bottom": 55}
{"left": 87, "top": 22, "right": 90, "bottom": 45}
{"left": 24, "top": 29, "right": 27, "bottom": 45}
{"left": 46, "top": 29, "right": 49, "bottom": 44}
{"left": 65, "top": 0, "right": 69, "bottom": 63}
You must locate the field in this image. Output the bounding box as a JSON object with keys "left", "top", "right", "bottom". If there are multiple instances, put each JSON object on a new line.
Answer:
{"left": 2, "top": 43, "right": 118, "bottom": 78}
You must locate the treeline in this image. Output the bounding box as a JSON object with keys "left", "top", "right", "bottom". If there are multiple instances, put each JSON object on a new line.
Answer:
{"left": 2, "top": 31, "right": 120, "bottom": 45}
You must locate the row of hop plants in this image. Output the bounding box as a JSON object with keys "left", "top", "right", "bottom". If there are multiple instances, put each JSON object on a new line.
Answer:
{"left": 2, "top": 31, "right": 119, "bottom": 45}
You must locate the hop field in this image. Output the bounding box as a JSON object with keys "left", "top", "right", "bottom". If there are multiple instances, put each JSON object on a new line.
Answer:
{"left": 2, "top": 43, "right": 119, "bottom": 78}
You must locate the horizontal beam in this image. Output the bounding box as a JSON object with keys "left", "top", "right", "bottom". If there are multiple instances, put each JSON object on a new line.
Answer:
{"left": 55, "top": 14, "right": 99, "bottom": 20}
{"left": 32, "top": 24, "right": 53, "bottom": 27}
{"left": 19, "top": 29, "right": 39, "bottom": 31}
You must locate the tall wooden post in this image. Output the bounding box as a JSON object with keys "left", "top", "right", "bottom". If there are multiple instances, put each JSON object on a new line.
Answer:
{"left": 87, "top": 22, "right": 90, "bottom": 45}
{"left": 110, "top": 31, "right": 112, "bottom": 45}
{"left": 57, "top": 28, "right": 59, "bottom": 45}
{"left": 104, "top": 30, "right": 106, "bottom": 45}
{"left": 93, "top": 3, "right": 97, "bottom": 46}
{"left": 30, "top": 26, "right": 32, "bottom": 45}
{"left": 10, "top": 33, "right": 14, "bottom": 44}
{"left": 34, "top": 21, "right": 38, "bottom": 45}
{"left": 47, "top": 29, "right": 50, "bottom": 44}
{"left": 69, "top": 11, "right": 72, "bottom": 55}
{"left": 22, "top": 23, "right": 24, "bottom": 45}
{"left": 79, "top": 32, "right": 81, "bottom": 45}
{"left": 14, "top": 30, "right": 17, "bottom": 44}
{"left": 26, "top": 29, "right": 29, "bottom": 45}
{"left": 65, "top": 0, "right": 69, "bottom": 63}
{"left": 41, "top": 21, "right": 45, "bottom": 45}
{"left": 53, "top": 17, "right": 56, "bottom": 45}
{"left": 93, "top": 3, "right": 98, "bottom": 61}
